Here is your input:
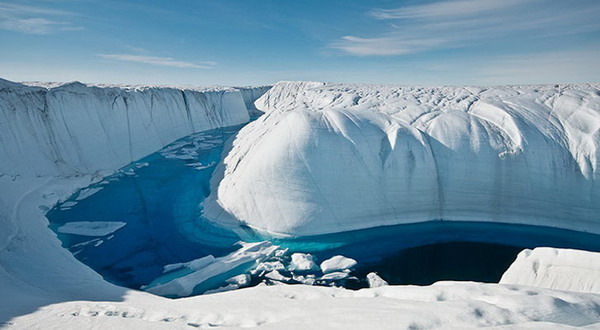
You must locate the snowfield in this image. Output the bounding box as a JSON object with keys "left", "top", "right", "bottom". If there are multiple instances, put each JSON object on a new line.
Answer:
{"left": 1, "top": 78, "right": 599, "bottom": 329}
{"left": 204, "top": 81, "right": 600, "bottom": 235}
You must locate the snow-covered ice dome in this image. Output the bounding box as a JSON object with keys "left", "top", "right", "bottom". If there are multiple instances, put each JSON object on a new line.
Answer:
{"left": 203, "top": 81, "right": 600, "bottom": 236}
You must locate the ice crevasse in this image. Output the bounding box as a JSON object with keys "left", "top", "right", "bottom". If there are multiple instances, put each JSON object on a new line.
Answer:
{"left": 203, "top": 81, "right": 600, "bottom": 236}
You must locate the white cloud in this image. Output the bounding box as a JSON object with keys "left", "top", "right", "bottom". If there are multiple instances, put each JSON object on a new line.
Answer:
{"left": 333, "top": 0, "right": 600, "bottom": 56}
{"left": 369, "top": 0, "right": 527, "bottom": 20}
{"left": 334, "top": 36, "right": 445, "bottom": 56}
{"left": 0, "top": 2, "right": 82, "bottom": 34}
{"left": 97, "top": 54, "right": 216, "bottom": 69}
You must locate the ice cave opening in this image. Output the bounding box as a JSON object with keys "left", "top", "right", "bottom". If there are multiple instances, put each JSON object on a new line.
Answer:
{"left": 46, "top": 121, "right": 600, "bottom": 298}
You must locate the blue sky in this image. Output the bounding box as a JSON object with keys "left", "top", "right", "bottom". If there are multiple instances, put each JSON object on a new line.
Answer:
{"left": 0, "top": 0, "right": 599, "bottom": 86}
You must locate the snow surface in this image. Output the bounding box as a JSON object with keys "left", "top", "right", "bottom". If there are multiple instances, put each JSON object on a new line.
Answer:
{"left": 1, "top": 78, "right": 600, "bottom": 329}
{"left": 56, "top": 221, "right": 126, "bottom": 236}
{"left": 204, "top": 81, "right": 600, "bottom": 236}
{"left": 6, "top": 281, "right": 600, "bottom": 329}
{"left": 500, "top": 247, "right": 600, "bottom": 294}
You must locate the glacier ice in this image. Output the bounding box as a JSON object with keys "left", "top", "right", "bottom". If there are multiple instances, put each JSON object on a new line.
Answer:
{"left": 0, "top": 78, "right": 252, "bottom": 178}
{"left": 56, "top": 221, "right": 126, "bottom": 236}
{"left": 2, "top": 77, "right": 600, "bottom": 329}
{"left": 366, "top": 272, "right": 388, "bottom": 288}
{"left": 288, "top": 253, "right": 318, "bottom": 272}
{"left": 144, "top": 241, "right": 280, "bottom": 297}
{"left": 204, "top": 81, "right": 600, "bottom": 236}
{"left": 0, "top": 78, "right": 270, "bottom": 321}
{"left": 500, "top": 247, "right": 600, "bottom": 293}
{"left": 320, "top": 255, "right": 357, "bottom": 274}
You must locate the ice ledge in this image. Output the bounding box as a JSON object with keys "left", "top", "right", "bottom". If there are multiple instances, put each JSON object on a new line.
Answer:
{"left": 500, "top": 247, "right": 600, "bottom": 294}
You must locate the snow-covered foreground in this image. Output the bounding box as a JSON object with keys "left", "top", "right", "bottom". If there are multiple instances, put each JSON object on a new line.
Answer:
{"left": 6, "top": 280, "right": 600, "bottom": 329}
{"left": 204, "top": 81, "right": 600, "bottom": 235}
{"left": 1, "top": 79, "right": 600, "bottom": 329}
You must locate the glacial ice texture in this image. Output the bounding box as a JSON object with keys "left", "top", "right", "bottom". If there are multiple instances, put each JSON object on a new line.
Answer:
{"left": 204, "top": 81, "right": 600, "bottom": 236}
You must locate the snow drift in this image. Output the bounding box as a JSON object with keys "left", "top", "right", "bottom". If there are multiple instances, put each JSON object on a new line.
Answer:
{"left": 204, "top": 81, "right": 600, "bottom": 236}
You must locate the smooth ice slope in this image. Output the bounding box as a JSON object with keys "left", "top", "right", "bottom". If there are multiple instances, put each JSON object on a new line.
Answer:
{"left": 204, "top": 81, "right": 600, "bottom": 236}
{"left": 500, "top": 247, "right": 600, "bottom": 293}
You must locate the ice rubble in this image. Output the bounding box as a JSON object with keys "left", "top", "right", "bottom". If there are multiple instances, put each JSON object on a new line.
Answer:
{"left": 144, "top": 241, "right": 280, "bottom": 297}
{"left": 500, "top": 247, "right": 600, "bottom": 293}
{"left": 204, "top": 81, "right": 600, "bottom": 236}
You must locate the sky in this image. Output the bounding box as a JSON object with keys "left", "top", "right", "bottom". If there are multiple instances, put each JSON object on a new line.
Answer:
{"left": 0, "top": 0, "right": 599, "bottom": 86}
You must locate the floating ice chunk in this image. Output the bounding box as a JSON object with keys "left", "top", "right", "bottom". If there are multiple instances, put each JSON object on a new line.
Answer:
{"left": 75, "top": 187, "right": 103, "bottom": 201}
{"left": 320, "top": 271, "right": 350, "bottom": 281}
{"left": 57, "top": 221, "right": 126, "bottom": 236}
{"left": 264, "top": 270, "right": 289, "bottom": 282}
{"left": 255, "top": 261, "right": 285, "bottom": 273}
{"left": 288, "top": 253, "right": 318, "bottom": 272}
{"left": 320, "top": 255, "right": 357, "bottom": 274}
{"left": 70, "top": 238, "right": 102, "bottom": 248}
{"left": 60, "top": 201, "right": 77, "bottom": 208}
{"left": 227, "top": 274, "right": 250, "bottom": 287}
{"left": 145, "top": 241, "right": 278, "bottom": 297}
{"left": 366, "top": 272, "right": 388, "bottom": 288}
{"left": 293, "top": 274, "right": 316, "bottom": 285}
{"left": 163, "top": 255, "right": 216, "bottom": 273}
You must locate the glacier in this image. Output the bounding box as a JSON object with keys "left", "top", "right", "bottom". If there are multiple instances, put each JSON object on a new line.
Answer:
{"left": 1, "top": 78, "right": 600, "bottom": 329}
{"left": 203, "top": 81, "right": 600, "bottom": 236}
{"left": 0, "top": 78, "right": 269, "bottom": 325}
{"left": 500, "top": 247, "right": 600, "bottom": 293}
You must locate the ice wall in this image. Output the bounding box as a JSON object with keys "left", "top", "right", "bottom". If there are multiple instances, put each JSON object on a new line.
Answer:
{"left": 0, "top": 79, "right": 261, "bottom": 177}
{"left": 500, "top": 247, "right": 600, "bottom": 293}
{"left": 204, "top": 81, "right": 600, "bottom": 236}
{"left": 235, "top": 86, "right": 272, "bottom": 116}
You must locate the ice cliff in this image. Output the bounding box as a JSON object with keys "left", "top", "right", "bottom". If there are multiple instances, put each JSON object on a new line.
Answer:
{"left": 204, "top": 81, "right": 600, "bottom": 236}
{"left": 0, "top": 79, "right": 266, "bottom": 178}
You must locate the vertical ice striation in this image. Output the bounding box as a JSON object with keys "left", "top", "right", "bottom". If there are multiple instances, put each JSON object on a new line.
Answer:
{"left": 0, "top": 79, "right": 258, "bottom": 177}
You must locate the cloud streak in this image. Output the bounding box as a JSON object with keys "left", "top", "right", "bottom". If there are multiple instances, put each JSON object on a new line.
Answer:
{"left": 333, "top": 0, "right": 600, "bottom": 56}
{"left": 97, "top": 54, "right": 216, "bottom": 69}
{"left": 369, "top": 0, "right": 526, "bottom": 20}
{"left": 0, "top": 2, "right": 82, "bottom": 34}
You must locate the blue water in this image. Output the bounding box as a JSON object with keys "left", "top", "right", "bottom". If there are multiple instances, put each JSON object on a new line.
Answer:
{"left": 47, "top": 123, "right": 600, "bottom": 295}
{"left": 47, "top": 124, "right": 245, "bottom": 288}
